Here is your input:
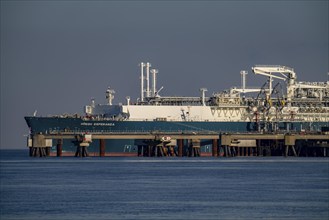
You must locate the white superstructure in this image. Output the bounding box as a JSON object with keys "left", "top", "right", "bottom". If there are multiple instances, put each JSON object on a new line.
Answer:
{"left": 84, "top": 63, "right": 329, "bottom": 128}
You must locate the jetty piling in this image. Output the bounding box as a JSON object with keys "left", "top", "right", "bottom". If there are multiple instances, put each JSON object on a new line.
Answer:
{"left": 99, "top": 139, "right": 106, "bottom": 157}
{"left": 56, "top": 139, "right": 62, "bottom": 157}
{"left": 178, "top": 139, "right": 184, "bottom": 157}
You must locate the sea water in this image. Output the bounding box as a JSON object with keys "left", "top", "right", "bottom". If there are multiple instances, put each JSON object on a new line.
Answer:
{"left": 1, "top": 150, "right": 328, "bottom": 220}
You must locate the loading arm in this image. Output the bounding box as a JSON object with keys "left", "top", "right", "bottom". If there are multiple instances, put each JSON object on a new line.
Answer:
{"left": 251, "top": 65, "right": 296, "bottom": 82}
{"left": 252, "top": 65, "right": 297, "bottom": 105}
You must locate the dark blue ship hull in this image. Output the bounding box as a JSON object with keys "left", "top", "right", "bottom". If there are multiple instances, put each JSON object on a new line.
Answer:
{"left": 25, "top": 117, "right": 253, "bottom": 133}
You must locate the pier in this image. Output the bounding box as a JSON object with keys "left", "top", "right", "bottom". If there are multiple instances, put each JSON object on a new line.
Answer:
{"left": 28, "top": 131, "right": 329, "bottom": 158}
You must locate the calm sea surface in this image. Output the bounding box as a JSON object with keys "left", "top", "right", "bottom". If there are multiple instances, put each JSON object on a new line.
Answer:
{"left": 0, "top": 150, "right": 328, "bottom": 220}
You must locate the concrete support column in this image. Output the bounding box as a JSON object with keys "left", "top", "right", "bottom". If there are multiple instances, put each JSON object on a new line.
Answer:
{"left": 284, "top": 135, "right": 296, "bottom": 157}
{"left": 188, "top": 140, "right": 193, "bottom": 157}
{"left": 291, "top": 145, "right": 297, "bottom": 157}
{"left": 221, "top": 134, "right": 231, "bottom": 157}
{"left": 169, "top": 146, "right": 175, "bottom": 156}
{"left": 81, "top": 146, "right": 89, "bottom": 157}
{"left": 75, "top": 146, "right": 82, "bottom": 157}
{"left": 56, "top": 139, "right": 62, "bottom": 157}
{"left": 46, "top": 147, "right": 50, "bottom": 156}
{"left": 99, "top": 139, "right": 105, "bottom": 157}
{"left": 154, "top": 145, "right": 158, "bottom": 157}
{"left": 178, "top": 139, "right": 183, "bottom": 157}
{"left": 285, "top": 145, "right": 297, "bottom": 157}
{"left": 285, "top": 145, "right": 289, "bottom": 157}
{"left": 231, "top": 147, "right": 236, "bottom": 157}
{"left": 212, "top": 139, "right": 218, "bottom": 157}
{"left": 256, "top": 139, "right": 261, "bottom": 156}
{"left": 224, "top": 145, "right": 228, "bottom": 157}
{"left": 137, "top": 145, "right": 142, "bottom": 157}
{"left": 141, "top": 146, "right": 145, "bottom": 156}
{"left": 148, "top": 145, "right": 151, "bottom": 157}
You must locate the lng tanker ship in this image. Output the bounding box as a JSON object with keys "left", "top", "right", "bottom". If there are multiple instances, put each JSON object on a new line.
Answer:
{"left": 25, "top": 63, "right": 329, "bottom": 154}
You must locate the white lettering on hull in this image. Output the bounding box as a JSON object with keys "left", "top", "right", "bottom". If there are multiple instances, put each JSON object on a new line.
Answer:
{"left": 81, "top": 122, "right": 115, "bottom": 126}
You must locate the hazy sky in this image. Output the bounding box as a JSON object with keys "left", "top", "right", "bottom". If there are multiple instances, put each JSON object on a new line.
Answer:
{"left": 1, "top": 1, "right": 328, "bottom": 149}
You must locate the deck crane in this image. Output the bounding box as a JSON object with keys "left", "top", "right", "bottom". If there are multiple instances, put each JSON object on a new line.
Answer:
{"left": 252, "top": 65, "right": 297, "bottom": 106}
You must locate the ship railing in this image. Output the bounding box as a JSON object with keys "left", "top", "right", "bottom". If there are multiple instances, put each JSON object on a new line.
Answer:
{"left": 47, "top": 129, "right": 321, "bottom": 136}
